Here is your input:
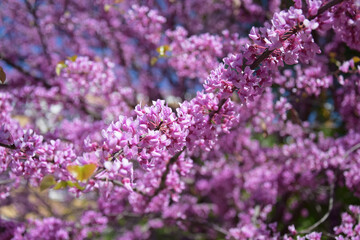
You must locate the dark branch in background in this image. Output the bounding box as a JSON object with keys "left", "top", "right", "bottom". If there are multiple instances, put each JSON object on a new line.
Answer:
{"left": 178, "top": 217, "right": 229, "bottom": 237}
{"left": 0, "top": 179, "right": 15, "bottom": 185}
{"left": 209, "top": 0, "right": 344, "bottom": 121}
{"left": 298, "top": 183, "right": 335, "bottom": 234}
{"left": 1, "top": 57, "right": 52, "bottom": 89}
{"left": 103, "top": 19, "right": 127, "bottom": 67}
{"left": 25, "top": 0, "right": 52, "bottom": 64}
{"left": 289, "top": 108, "right": 304, "bottom": 126}
{"left": 30, "top": 188, "right": 60, "bottom": 218}
{"left": 343, "top": 142, "right": 360, "bottom": 160}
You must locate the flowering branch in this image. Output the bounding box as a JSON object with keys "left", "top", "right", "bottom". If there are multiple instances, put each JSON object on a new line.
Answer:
{"left": 209, "top": 0, "right": 345, "bottom": 119}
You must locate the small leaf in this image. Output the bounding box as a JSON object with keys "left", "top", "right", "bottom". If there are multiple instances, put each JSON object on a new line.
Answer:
{"left": 40, "top": 175, "right": 56, "bottom": 191}
{"left": 156, "top": 45, "right": 170, "bottom": 57}
{"left": 66, "top": 181, "right": 85, "bottom": 190}
{"left": 104, "top": 4, "right": 111, "bottom": 12}
{"left": 67, "top": 55, "right": 77, "bottom": 62}
{"left": 67, "top": 165, "right": 80, "bottom": 179}
{"left": 329, "top": 52, "right": 337, "bottom": 63}
{"left": 0, "top": 66, "right": 6, "bottom": 84}
{"left": 67, "top": 163, "right": 97, "bottom": 182}
{"left": 353, "top": 56, "right": 360, "bottom": 64}
{"left": 150, "top": 57, "right": 158, "bottom": 66}
{"left": 53, "top": 181, "right": 68, "bottom": 190}
{"left": 82, "top": 164, "right": 97, "bottom": 180}
{"left": 56, "top": 61, "right": 67, "bottom": 76}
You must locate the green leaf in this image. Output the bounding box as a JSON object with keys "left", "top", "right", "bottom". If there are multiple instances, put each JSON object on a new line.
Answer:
{"left": 66, "top": 181, "right": 85, "bottom": 190}
{"left": 55, "top": 61, "right": 67, "bottom": 76}
{"left": 67, "top": 163, "right": 97, "bottom": 182}
{"left": 40, "top": 175, "right": 56, "bottom": 191}
{"left": 67, "top": 55, "right": 78, "bottom": 62}
{"left": 53, "top": 180, "right": 85, "bottom": 191}
{"left": 53, "top": 180, "right": 68, "bottom": 190}
{"left": 150, "top": 57, "right": 158, "bottom": 66}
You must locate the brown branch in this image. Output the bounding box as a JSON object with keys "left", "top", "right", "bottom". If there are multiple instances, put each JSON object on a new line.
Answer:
{"left": 208, "top": 98, "right": 227, "bottom": 123}
{"left": 250, "top": 49, "right": 275, "bottom": 70}
{"left": 309, "top": 0, "right": 344, "bottom": 20}
{"left": 0, "top": 142, "right": 16, "bottom": 149}
{"left": 152, "top": 147, "right": 186, "bottom": 197}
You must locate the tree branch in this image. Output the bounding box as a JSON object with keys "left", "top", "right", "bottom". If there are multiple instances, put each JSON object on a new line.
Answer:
{"left": 309, "top": 0, "right": 344, "bottom": 20}
{"left": 0, "top": 142, "right": 16, "bottom": 150}
{"left": 0, "top": 179, "right": 15, "bottom": 185}
{"left": 298, "top": 183, "right": 335, "bottom": 234}
{"left": 25, "top": 0, "right": 52, "bottom": 64}
{"left": 152, "top": 147, "right": 186, "bottom": 198}
{"left": 1, "top": 57, "right": 52, "bottom": 88}
{"left": 343, "top": 143, "right": 360, "bottom": 160}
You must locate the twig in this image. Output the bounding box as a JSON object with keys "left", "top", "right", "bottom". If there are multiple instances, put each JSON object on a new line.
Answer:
{"left": 177, "top": 217, "right": 229, "bottom": 236}
{"left": 25, "top": 0, "right": 52, "bottom": 64}
{"left": 0, "top": 142, "right": 16, "bottom": 149}
{"left": 30, "top": 188, "right": 60, "bottom": 218}
{"left": 343, "top": 143, "right": 360, "bottom": 160}
{"left": 250, "top": 49, "right": 275, "bottom": 70}
{"left": 152, "top": 147, "right": 186, "bottom": 198}
{"left": 209, "top": 98, "right": 227, "bottom": 122}
{"left": 309, "top": 0, "right": 344, "bottom": 20}
{"left": 0, "top": 179, "right": 14, "bottom": 185}
{"left": 1, "top": 57, "right": 52, "bottom": 88}
{"left": 298, "top": 183, "right": 335, "bottom": 234}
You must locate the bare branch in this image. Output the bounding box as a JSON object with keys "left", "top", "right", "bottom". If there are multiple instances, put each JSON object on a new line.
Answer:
{"left": 0, "top": 179, "right": 14, "bottom": 185}
{"left": 25, "top": 0, "right": 52, "bottom": 64}
{"left": 343, "top": 143, "right": 360, "bottom": 160}
{"left": 298, "top": 183, "right": 335, "bottom": 234}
